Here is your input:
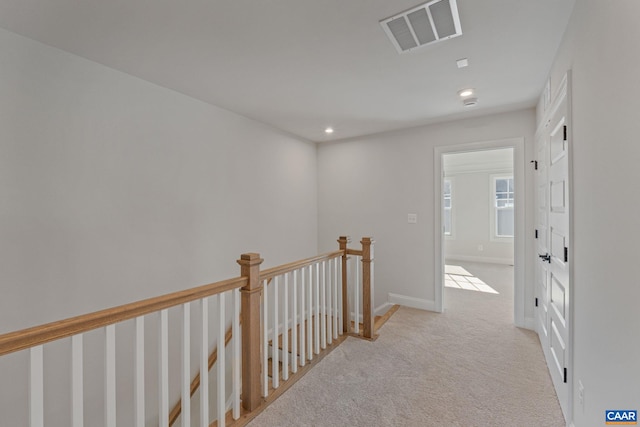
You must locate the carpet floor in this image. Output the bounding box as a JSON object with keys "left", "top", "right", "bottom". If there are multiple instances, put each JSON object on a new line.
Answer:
{"left": 247, "top": 262, "right": 565, "bottom": 427}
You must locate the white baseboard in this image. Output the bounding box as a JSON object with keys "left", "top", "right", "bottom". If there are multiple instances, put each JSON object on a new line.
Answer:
{"left": 374, "top": 302, "right": 394, "bottom": 316}
{"left": 521, "top": 317, "right": 536, "bottom": 331}
{"left": 445, "top": 255, "right": 514, "bottom": 265}
{"left": 388, "top": 293, "right": 437, "bottom": 312}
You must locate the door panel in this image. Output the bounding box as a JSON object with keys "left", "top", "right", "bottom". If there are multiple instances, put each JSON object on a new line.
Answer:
{"left": 535, "top": 74, "right": 571, "bottom": 421}
{"left": 550, "top": 320, "right": 566, "bottom": 376}
{"left": 539, "top": 272, "right": 549, "bottom": 337}
{"left": 550, "top": 181, "right": 566, "bottom": 212}
{"left": 550, "top": 274, "right": 566, "bottom": 320}
{"left": 550, "top": 118, "right": 567, "bottom": 162}
{"left": 550, "top": 228, "right": 567, "bottom": 265}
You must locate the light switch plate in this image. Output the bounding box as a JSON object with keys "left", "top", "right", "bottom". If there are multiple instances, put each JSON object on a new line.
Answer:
{"left": 408, "top": 213, "right": 417, "bottom": 224}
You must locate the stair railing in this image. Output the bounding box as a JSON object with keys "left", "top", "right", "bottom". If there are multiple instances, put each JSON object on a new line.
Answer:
{"left": 258, "top": 250, "right": 343, "bottom": 398}
{"left": 0, "top": 236, "right": 374, "bottom": 427}
{"left": 0, "top": 275, "right": 245, "bottom": 427}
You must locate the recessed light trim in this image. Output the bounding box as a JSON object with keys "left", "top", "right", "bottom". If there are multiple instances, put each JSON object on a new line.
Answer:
{"left": 458, "top": 88, "right": 474, "bottom": 97}
{"left": 463, "top": 97, "right": 478, "bottom": 107}
{"left": 325, "top": 127, "right": 334, "bottom": 134}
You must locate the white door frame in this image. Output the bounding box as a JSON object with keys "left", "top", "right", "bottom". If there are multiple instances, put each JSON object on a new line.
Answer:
{"left": 433, "top": 137, "right": 527, "bottom": 327}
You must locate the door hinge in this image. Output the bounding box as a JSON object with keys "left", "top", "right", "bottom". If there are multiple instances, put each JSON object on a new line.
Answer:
{"left": 530, "top": 160, "right": 538, "bottom": 170}
{"left": 564, "top": 247, "right": 568, "bottom": 263}
{"left": 535, "top": 229, "right": 539, "bottom": 239}
{"left": 535, "top": 297, "right": 538, "bottom": 307}
{"left": 563, "top": 367, "right": 568, "bottom": 383}
{"left": 563, "top": 125, "right": 567, "bottom": 141}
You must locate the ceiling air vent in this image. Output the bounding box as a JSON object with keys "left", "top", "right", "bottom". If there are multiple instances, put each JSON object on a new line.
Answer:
{"left": 380, "top": 0, "right": 462, "bottom": 54}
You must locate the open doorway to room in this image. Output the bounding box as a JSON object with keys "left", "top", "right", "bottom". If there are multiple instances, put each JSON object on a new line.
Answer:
{"left": 443, "top": 148, "right": 514, "bottom": 299}
{"left": 434, "top": 139, "right": 526, "bottom": 327}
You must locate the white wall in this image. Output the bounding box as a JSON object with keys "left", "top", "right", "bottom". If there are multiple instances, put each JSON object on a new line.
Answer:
{"left": 0, "top": 27, "right": 317, "bottom": 425}
{"left": 444, "top": 155, "right": 514, "bottom": 264}
{"left": 542, "top": 2, "right": 640, "bottom": 425}
{"left": 317, "top": 109, "right": 535, "bottom": 314}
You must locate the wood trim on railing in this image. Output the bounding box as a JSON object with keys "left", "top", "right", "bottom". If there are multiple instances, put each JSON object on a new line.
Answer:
{"left": 346, "top": 248, "right": 363, "bottom": 256}
{"left": 239, "top": 253, "right": 264, "bottom": 412}
{"left": 361, "top": 237, "right": 376, "bottom": 341}
{"left": 338, "top": 236, "right": 350, "bottom": 334}
{"left": 0, "top": 276, "right": 247, "bottom": 357}
{"left": 259, "top": 250, "right": 343, "bottom": 282}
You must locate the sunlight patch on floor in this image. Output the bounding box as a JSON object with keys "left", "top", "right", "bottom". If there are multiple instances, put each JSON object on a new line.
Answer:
{"left": 444, "top": 264, "right": 472, "bottom": 276}
{"left": 444, "top": 265, "right": 499, "bottom": 294}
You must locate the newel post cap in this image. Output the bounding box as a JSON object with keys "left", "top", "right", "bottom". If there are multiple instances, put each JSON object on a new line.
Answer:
{"left": 237, "top": 253, "right": 264, "bottom": 266}
{"left": 338, "top": 235, "right": 351, "bottom": 244}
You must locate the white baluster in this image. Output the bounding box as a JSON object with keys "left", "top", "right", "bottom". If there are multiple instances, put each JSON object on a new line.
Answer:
{"left": 291, "top": 269, "right": 298, "bottom": 373}
{"left": 200, "top": 297, "right": 209, "bottom": 427}
{"left": 105, "top": 325, "right": 116, "bottom": 427}
{"left": 232, "top": 288, "right": 240, "bottom": 420}
{"left": 338, "top": 258, "right": 343, "bottom": 335}
{"left": 29, "top": 345, "right": 44, "bottom": 427}
{"left": 181, "top": 304, "right": 191, "bottom": 427}
{"left": 217, "top": 293, "right": 225, "bottom": 427}
{"left": 321, "top": 261, "right": 327, "bottom": 349}
{"left": 314, "top": 263, "right": 320, "bottom": 355}
{"left": 307, "top": 265, "right": 313, "bottom": 360}
{"left": 71, "top": 335, "right": 83, "bottom": 427}
{"left": 134, "top": 317, "right": 145, "bottom": 427}
{"left": 272, "top": 276, "right": 279, "bottom": 389}
{"left": 282, "top": 273, "right": 289, "bottom": 381}
{"left": 354, "top": 256, "right": 360, "bottom": 334}
{"left": 159, "top": 310, "right": 169, "bottom": 427}
{"left": 299, "top": 267, "right": 306, "bottom": 367}
{"left": 333, "top": 258, "right": 340, "bottom": 339}
{"left": 262, "top": 280, "right": 269, "bottom": 397}
{"left": 327, "top": 260, "right": 333, "bottom": 345}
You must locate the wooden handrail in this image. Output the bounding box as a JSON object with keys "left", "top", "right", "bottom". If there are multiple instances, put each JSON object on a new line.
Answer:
{"left": 346, "top": 248, "right": 363, "bottom": 256}
{"left": 259, "top": 250, "right": 343, "bottom": 282}
{"left": 0, "top": 276, "right": 247, "bottom": 357}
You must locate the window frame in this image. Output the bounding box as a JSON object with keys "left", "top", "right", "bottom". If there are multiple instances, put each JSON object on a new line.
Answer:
{"left": 443, "top": 177, "right": 454, "bottom": 238}
{"left": 490, "top": 175, "right": 514, "bottom": 240}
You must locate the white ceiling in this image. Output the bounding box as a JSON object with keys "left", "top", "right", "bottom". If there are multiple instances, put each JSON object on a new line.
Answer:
{"left": 0, "top": 0, "right": 575, "bottom": 142}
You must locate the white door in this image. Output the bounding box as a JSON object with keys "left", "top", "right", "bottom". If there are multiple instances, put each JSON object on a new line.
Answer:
{"left": 535, "top": 74, "right": 571, "bottom": 420}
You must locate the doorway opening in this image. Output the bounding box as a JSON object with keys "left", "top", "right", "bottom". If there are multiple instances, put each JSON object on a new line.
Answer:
{"left": 434, "top": 139, "right": 526, "bottom": 327}
{"left": 443, "top": 148, "right": 514, "bottom": 303}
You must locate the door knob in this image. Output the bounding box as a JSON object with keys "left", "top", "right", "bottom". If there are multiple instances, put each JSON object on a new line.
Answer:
{"left": 538, "top": 253, "right": 551, "bottom": 263}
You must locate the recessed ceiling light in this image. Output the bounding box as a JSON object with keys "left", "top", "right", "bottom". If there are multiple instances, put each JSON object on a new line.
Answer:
{"left": 325, "top": 127, "right": 334, "bottom": 134}
{"left": 456, "top": 58, "right": 469, "bottom": 68}
{"left": 458, "top": 88, "right": 474, "bottom": 98}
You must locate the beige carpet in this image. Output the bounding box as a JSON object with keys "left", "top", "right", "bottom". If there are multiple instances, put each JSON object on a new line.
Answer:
{"left": 248, "top": 263, "right": 565, "bottom": 427}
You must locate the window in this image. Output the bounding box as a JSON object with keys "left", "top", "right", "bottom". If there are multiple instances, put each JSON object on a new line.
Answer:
{"left": 444, "top": 178, "right": 452, "bottom": 236}
{"left": 493, "top": 176, "right": 514, "bottom": 238}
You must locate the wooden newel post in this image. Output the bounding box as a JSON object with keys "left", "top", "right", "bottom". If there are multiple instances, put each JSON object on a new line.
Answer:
{"left": 238, "top": 253, "right": 263, "bottom": 411}
{"left": 338, "top": 236, "right": 350, "bottom": 334}
{"left": 361, "top": 237, "right": 376, "bottom": 340}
